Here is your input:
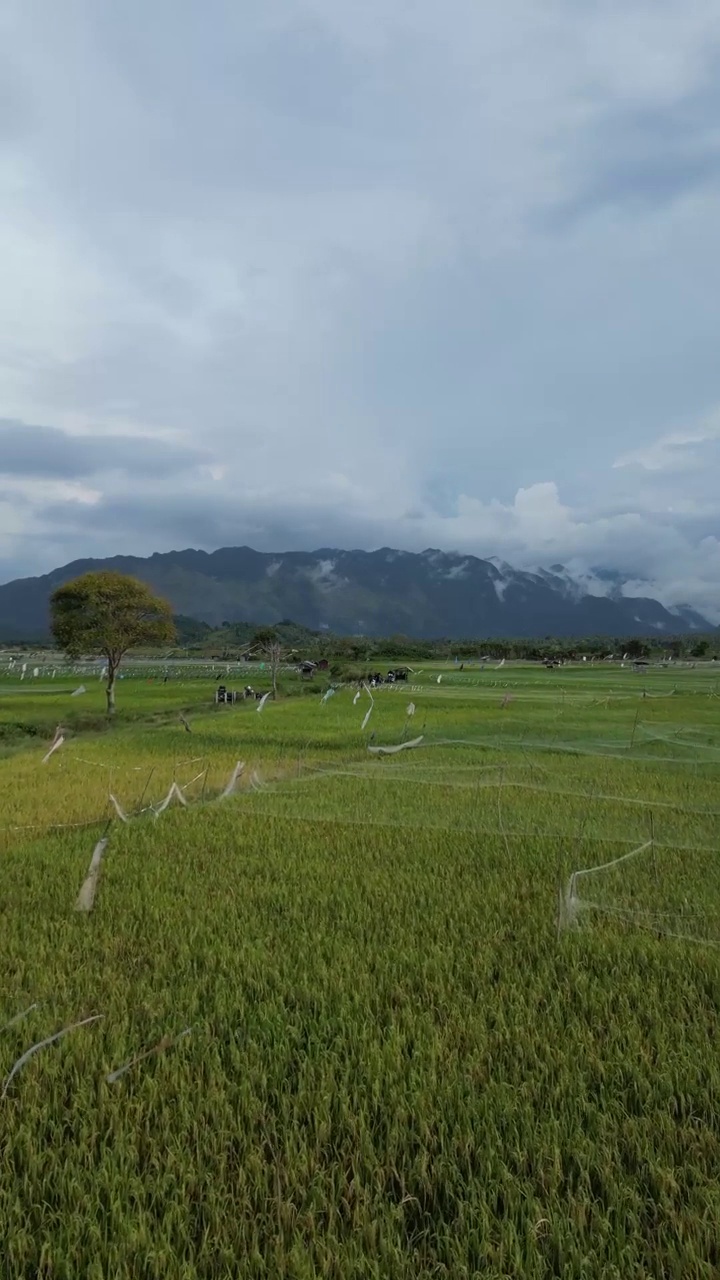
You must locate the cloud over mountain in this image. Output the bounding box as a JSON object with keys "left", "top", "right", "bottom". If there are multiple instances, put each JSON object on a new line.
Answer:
{"left": 1, "top": 1, "right": 719, "bottom": 622}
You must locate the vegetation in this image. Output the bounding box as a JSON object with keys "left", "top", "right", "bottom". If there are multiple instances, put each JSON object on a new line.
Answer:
{"left": 250, "top": 627, "right": 299, "bottom": 700}
{"left": 1, "top": 657, "right": 720, "bottom": 1276}
{"left": 50, "top": 572, "right": 176, "bottom": 714}
{"left": 6, "top": 605, "right": 718, "bottom": 664}
{"left": 176, "top": 624, "right": 719, "bottom": 664}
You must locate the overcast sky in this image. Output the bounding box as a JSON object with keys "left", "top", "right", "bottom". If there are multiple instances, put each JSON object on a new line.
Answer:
{"left": 2, "top": 0, "right": 720, "bottom": 617}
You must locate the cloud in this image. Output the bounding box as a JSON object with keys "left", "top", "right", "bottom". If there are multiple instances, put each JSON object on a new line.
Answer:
{"left": 0, "top": 0, "right": 719, "bottom": 620}
{"left": 614, "top": 411, "right": 720, "bottom": 472}
{"left": 0, "top": 420, "right": 211, "bottom": 480}
{"left": 0, "top": 468, "right": 708, "bottom": 608}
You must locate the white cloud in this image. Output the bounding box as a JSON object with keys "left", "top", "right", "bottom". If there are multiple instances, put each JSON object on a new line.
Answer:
{"left": 614, "top": 410, "right": 720, "bottom": 472}
{"left": 0, "top": 0, "right": 720, "bottom": 620}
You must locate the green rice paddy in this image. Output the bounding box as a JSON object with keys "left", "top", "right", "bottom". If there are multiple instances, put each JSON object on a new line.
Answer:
{"left": 1, "top": 658, "right": 720, "bottom": 1278}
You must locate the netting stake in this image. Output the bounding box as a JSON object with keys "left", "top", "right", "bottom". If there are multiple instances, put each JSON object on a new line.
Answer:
{"left": 137, "top": 768, "right": 155, "bottom": 811}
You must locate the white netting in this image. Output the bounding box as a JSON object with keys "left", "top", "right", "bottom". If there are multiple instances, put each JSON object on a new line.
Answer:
{"left": 109, "top": 794, "right": 129, "bottom": 823}
{"left": 558, "top": 836, "right": 720, "bottom": 947}
{"left": 219, "top": 760, "right": 245, "bottom": 799}
{"left": 559, "top": 840, "right": 653, "bottom": 930}
{"left": 152, "top": 782, "right": 188, "bottom": 816}
{"left": 5, "top": 663, "right": 720, "bottom": 953}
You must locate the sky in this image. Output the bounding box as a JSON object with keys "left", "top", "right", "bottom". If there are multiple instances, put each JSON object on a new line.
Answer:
{"left": 1, "top": 0, "right": 720, "bottom": 618}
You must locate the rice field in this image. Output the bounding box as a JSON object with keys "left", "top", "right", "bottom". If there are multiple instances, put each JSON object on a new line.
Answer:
{"left": 2, "top": 659, "right": 720, "bottom": 1278}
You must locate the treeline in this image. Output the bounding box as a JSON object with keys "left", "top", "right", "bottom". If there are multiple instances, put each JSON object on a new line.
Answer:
{"left": 306, "top": 635, "right": 716, "bottom": 662}
{"left": 4, "top": 616, "right": 716, "bottom": 662}
{"left": 179, "top": 620, "right": 717, "bottom": 663}
{"left": 315, "top": 637, "right": 712, "bottom": 665}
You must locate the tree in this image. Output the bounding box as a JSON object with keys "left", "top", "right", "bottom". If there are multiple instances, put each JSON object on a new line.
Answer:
{"left": 624, "top": 638, "right": 650, "bottom": 660}
{"left": 51, "top": 572, "right": 176, "bottom": 714}
{"left": 250, "top": 627, "right": 297, "bottom": 700}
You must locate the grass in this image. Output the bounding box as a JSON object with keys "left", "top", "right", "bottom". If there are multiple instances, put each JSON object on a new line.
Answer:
{"left": 2, "top": 659, "right": 720, "bottom": 1277}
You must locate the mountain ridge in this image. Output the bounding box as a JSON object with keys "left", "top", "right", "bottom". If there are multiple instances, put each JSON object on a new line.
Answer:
{"left": 0, "top": 544, "right": 712, "bottom": 640}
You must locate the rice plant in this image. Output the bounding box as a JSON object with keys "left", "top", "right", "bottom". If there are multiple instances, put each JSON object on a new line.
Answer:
{"left": 2, "top": 661, "right": 720, "bottom": 1277}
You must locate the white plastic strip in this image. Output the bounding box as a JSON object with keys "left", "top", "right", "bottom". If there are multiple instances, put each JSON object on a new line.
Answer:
{"left": 152, "top": 785, "right": 175, "bottom": 816}
{"left": 42, "top": 735, "right": 65, "bottom": 764}
{"left": 0, "top": 1004, "right": 38, "bottom": 1035}
{"left": 2, "top": 1015, "right": 104, "bottom": 1098}
{"left": 75, "top": 838, "right": 110, "bottom": 912}
{"left": 108, "top": 794, "right": 128, "bottom": 823}
{"left": 367, "top": 735, "right": 424, "bottom": 756}
{"left": 219, "top": 761, "right": 245, "bottom": 799}
{"left": 153, "top": 782, "right": 188, "bottom": 816}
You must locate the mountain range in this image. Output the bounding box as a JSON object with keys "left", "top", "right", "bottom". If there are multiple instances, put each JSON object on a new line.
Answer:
{"left": 0, "top": 545, "right": 712, "bottom": 641}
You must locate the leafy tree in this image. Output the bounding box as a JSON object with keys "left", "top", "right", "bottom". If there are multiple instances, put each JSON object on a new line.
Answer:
{"left": 691, "top": 639, "right": 710, "bottom": 658}
{"left": 624, "top": 638, "right": 650, "bottom": 660}
{"left": 51, "top": 572, "right": 175, "bottom": 714}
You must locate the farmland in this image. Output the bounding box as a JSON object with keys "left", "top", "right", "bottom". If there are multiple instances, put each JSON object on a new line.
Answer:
{"left": 2, "top": 658, "right": 720, "bottom": 1279}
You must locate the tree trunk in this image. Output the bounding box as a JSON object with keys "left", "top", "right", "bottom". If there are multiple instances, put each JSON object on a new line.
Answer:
{"left": 106, "top": 669, "right": 116, "bottom": 716}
